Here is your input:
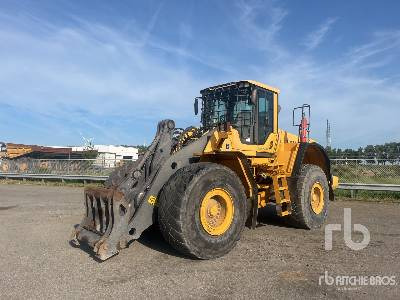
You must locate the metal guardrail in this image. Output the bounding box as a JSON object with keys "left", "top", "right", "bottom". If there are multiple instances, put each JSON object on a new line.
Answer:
{"left": 1, "top": 173, "right": 400, "bottom": 195}
{"left": 0, "top": 173, "right": 107, "bottom": 182}
{"left": 339, "top": 183, "right": 400, "bottom": 192}
{"left": 337, "top": 183, "right": 400, "bottom": 198}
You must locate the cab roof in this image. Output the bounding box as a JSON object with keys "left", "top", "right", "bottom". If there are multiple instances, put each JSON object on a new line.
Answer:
{"left": 200, "top": 80, "right": 280, "bottom": 94}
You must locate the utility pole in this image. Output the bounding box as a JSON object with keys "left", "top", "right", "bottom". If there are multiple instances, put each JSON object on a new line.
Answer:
{"left": 326, "top": 119, "right": 331, "bottom": 149}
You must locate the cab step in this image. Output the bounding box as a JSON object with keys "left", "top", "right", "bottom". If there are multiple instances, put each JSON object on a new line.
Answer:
{"left": 272, "top": 174, "right": 292, "bottom": 217}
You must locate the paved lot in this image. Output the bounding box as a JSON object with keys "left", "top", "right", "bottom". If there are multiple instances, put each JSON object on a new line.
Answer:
{"left": 0, "top": 184, "right": 399, "bottom": 299}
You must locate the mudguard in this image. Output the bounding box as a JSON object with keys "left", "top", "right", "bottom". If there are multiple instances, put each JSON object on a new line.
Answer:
{"left": 291, "top": 142, "right": 335, "bottom": 201}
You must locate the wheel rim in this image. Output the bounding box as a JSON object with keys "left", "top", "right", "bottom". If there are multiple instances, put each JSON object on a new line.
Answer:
{"left": 200, "top": 188, "right": 234, "bottom": 236}
{"left": 310, "top": 182, "right": 324, "bottom": 214}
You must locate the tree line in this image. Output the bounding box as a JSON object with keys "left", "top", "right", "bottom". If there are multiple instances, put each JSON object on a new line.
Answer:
{"left": 326, "top": 142, "right": 400, "bottom": 160}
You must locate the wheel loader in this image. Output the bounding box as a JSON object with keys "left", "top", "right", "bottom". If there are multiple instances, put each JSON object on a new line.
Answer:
{"left": 71, "top": 80, "right": 339, "bottom": 260}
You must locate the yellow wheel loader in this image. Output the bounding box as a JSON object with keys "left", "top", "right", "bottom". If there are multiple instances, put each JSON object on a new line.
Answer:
{"left": 71, "top": 80, "right": 339, "bottom": 260}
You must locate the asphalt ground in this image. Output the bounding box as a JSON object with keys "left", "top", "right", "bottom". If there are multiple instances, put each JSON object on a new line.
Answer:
{"left": 0, "top": 184, "right": 399, "bottom": 299}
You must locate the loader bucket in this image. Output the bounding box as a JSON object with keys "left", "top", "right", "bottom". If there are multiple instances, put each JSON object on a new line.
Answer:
{"left": 71, "top": 187, "right": 131, "bottom": 260}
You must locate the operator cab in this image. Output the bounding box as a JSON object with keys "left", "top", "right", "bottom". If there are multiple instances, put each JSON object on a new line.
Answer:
{"left": 195, "top": 80, "right": 279, "bottom": 145}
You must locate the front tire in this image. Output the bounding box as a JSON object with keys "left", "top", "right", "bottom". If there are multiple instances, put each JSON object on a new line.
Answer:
{"left": 158, "top": 162, "right": 247, "bottom": 259}
{"left": 288, "top": 164, "right": 329, "bottom": 229}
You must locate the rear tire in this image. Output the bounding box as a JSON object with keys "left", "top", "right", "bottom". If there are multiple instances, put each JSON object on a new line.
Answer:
{"left": 287, "top": 164, "right": 329, "bottom": 229}
{"left": 158, "top": 162, "right": 247, "bottom": 259}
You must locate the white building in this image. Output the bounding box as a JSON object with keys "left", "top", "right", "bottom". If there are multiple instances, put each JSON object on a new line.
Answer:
{"left": 72, "top": 145, "right": 138, "bottom": 168}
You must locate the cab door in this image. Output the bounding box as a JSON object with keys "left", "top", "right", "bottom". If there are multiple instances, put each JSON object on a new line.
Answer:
{"left": 256, "top": 89, "right": 275, "bottom": 145}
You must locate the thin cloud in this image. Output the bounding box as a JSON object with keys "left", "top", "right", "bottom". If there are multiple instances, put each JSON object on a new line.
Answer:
{"left": 304, "top": 17, "right": 337, "bottom": 50}
{"left": 346, "top": 30, "right": 400, "bottom": 66}
{"left": 140, "top": 1, "right": 165, "bottom": 47}
{"left": 235, "top": 0, "right": 289, "bottom": 58}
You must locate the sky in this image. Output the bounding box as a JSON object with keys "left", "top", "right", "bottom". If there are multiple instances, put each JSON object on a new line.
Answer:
{"left": 0, "top": 0, "right": 399, "bottom": 149}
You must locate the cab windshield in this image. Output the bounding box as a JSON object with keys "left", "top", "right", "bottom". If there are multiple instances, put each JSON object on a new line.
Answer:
{"left": 200, "top": 83, "right": 275, "bottom": 145}
{"left": 200, "top": 85, "right": 253, "bottom": 142}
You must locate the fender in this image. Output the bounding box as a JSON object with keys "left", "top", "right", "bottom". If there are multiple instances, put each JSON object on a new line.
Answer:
{"left": 291, "top": 142, "right": 335, "bottom": 201}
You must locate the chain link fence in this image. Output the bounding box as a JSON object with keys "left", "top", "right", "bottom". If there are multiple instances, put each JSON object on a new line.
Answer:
{"left": 331, "top": 159, "right": 400, "bottom": 184}
{"left": 1, "top": 158, "right": 400, "bottom": 185}
{"left": 0, "top": 158, "right": 136, "bottom": 177}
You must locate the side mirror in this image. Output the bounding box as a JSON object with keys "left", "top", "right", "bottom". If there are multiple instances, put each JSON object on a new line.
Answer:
{"left": 250, "top": 88, "right": 257, "bottom": 105}
{"left": 278, "top": 105, "right": 281, "bottom": 113}
{"left": 194, "top": 98, "right": 199, "bottom": 115}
